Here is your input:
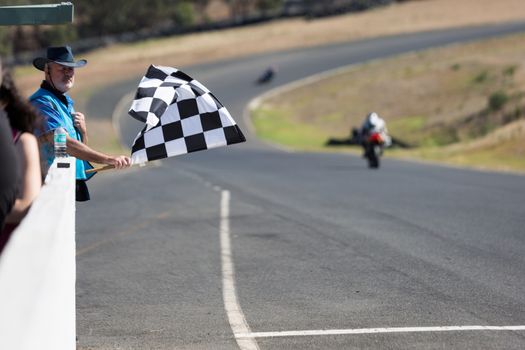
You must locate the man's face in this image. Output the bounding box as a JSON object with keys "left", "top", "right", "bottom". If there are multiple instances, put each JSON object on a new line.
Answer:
{"left": 46, "top": 62, "right": 75, "bottom": 92}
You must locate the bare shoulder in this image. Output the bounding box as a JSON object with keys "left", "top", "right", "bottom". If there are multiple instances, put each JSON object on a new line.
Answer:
{"left": 17, "top": 132, "right": 39, "bottom": 149}
{"left": 16, "top": 132, "right": 40, "bottom": 157}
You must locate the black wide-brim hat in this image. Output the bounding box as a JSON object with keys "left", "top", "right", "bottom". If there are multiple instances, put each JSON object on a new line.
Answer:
{"left": 33, "top": 46, "right": 87, "bottom": 71}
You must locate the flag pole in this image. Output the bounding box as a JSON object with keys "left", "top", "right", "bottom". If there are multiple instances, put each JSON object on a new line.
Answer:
{"left": 85, "top": 165, "right": 115, "bottom": 174}
{"left": 85, "top": 159, "right": 140, "bottom": 174}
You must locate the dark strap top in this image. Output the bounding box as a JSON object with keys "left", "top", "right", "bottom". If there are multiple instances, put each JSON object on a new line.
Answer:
{"left": 11, "top": 129, "right": 21, "bottom": 144}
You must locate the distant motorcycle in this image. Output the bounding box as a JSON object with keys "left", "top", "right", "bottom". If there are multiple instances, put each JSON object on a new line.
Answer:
{"left": 363, "top": 132, "right": 385, "bottom": 169}
{"left": 256, "top": 66, "right": 277, "bottom": 84}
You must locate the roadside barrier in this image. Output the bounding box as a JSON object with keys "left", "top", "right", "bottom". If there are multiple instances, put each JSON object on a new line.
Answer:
{"left": 0, "top": 158, "right": 76, "bottom": 350}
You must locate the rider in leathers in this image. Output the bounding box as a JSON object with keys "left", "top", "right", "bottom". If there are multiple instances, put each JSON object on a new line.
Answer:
{"left": 360, "top": 112, "right": 391, "bottom": 147}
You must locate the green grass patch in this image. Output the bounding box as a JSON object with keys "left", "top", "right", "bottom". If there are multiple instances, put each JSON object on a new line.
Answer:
{"left": 252, "top": 107, "right": 328, "bottom": 149}
{"left": 388, "top": 144, "right": 525, "bottom": 173}
{"left": 388, "top": 116, "right": 460, "bottom": 147}
{"left": 422, "top": 125, "right": 460, "bottom": 147}
{"left": 388, "top": 115, "right": 425, "bottom": 137}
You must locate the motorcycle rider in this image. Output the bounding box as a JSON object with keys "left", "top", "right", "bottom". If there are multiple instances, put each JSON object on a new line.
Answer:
{"left": 360, "top": 112, "right": 391, "bottom": 147}
{"left": 257, "top": 64, "right": 277, "bottom": 84}
{"left": 359, "top": 112, "right": 391, "bottom": 163}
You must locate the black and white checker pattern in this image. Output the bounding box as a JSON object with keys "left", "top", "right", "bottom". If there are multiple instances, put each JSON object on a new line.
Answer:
{"left": 129, "top": 65, "right": 245, "bottom": 164}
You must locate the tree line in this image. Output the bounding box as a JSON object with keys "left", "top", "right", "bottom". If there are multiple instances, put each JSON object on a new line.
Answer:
{"left": 0, "top": 0, "right": 402, "bottom": 59}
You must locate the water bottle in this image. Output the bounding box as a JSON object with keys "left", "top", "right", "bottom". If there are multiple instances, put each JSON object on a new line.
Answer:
{"left": 54, "top": 127, "right": 68, "bottom": 158}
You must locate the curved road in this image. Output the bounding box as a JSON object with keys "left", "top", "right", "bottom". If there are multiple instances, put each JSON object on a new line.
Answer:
{"left": 77, "top": 23, "right": 525, "bottom": 349}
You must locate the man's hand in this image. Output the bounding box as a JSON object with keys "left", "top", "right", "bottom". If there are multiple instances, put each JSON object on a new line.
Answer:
{"left": 109, "top": 155, "right": 132, "bottom": 169}
{"left": 73, "top": 112, "right": 87, "bottom": 137}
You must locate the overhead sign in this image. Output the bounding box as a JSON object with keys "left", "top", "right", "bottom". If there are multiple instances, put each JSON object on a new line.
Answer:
{"left": 0, "top": 2, "right": 73, "bottom": 25}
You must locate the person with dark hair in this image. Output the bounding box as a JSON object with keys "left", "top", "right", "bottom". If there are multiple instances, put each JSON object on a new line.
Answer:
{"left": 0, "top": 69, "right": 42, "bottom": 245}
{"left": 0, "top": 56, "right": 19, "bottom": 237}
{"left": 30, "top": 46, "right": 131, "bottom": 201}
{"left": 0, "top": 106, "right": 18, "bottom": 231}
{"left": 0, "top": 105, "right": 19, "bottom": 245}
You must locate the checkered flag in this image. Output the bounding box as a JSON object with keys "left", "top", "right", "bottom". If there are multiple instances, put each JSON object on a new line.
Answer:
{"left": 129, "top": 65, "right": 245, "bottom": 164}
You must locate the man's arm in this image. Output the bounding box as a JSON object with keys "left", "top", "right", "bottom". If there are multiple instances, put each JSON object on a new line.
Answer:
{"left": 40, "top": 132, "right": 131, "bottom": 169}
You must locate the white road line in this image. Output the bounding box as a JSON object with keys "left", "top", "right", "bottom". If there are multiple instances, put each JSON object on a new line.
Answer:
{"left": 237, "top": 325, "right": 525, "bottom": 339}
{"left": 220, "top": 190, "right": 260, "bottom": 350}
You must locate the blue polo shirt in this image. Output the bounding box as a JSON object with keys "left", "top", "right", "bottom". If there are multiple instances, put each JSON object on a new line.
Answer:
{"left": 30, "top": 82, "right": 92, "bottom": 180}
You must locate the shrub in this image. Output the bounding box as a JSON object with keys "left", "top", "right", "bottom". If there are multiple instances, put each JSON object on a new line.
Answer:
{"left": 503, "top": 65, "right": 517, "bottom": 77}
{"left": 488, "top": 91, "right": 509, "bottom": 111}
{"left": 173, "top": 1, "right": 195, "bottom": 27}
{"left": 473, "top": 70, "right": 488, "bottom": 84}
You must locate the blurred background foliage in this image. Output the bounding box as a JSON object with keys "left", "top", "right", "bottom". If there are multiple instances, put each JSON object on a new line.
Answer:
{"left": 0, "top": 0, "right": 398, "bottom": 58}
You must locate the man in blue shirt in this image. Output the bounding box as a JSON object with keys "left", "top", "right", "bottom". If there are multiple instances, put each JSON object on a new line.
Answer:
{"left": 30, "top": 46, "right": 131, "bottom": 201}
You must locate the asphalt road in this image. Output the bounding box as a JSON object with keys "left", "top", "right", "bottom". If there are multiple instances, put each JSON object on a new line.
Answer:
{"left": 77, "top": 22, "right": 525, "bottom": 349}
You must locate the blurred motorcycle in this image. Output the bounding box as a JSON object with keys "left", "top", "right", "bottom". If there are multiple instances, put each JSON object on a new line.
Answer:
{"left": 256, "top": 65, "right": 277, "bottom": 84}
{"left": 363, "top": 132, "right": 385, "bottom": 169}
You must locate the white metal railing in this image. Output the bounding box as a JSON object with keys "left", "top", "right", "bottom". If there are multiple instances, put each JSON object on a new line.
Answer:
{"left": 0, "top": 157, "right": 76, "bottom": 350}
